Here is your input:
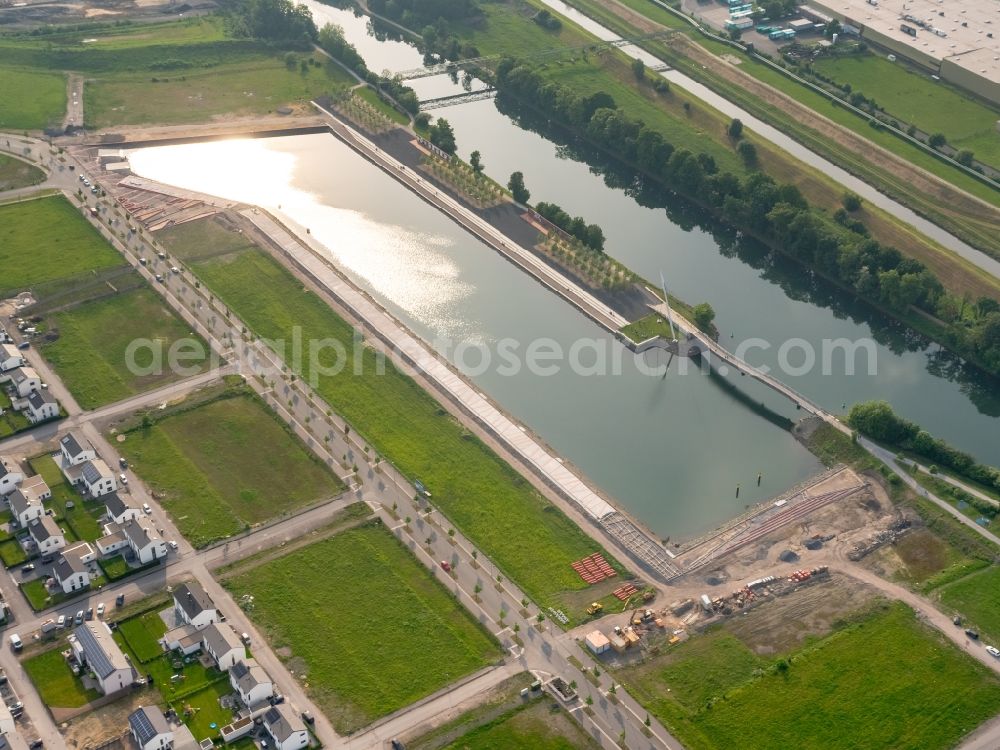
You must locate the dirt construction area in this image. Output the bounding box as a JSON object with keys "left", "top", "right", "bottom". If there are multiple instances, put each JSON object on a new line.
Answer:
{"left": 57, "top": 688, "right": 154, "bottom": 749}
{"left": 0, "top": 0, "right": 219, "bottom": 28}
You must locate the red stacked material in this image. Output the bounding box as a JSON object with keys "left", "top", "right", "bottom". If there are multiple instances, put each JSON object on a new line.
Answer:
{"left": 612, "top": 584, "right": 638, "bottom": 601}
{"left": 571, "top": 553, "right": 618, "bottom": 584}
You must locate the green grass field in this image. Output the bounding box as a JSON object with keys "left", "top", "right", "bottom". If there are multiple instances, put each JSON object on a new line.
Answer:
{"left": 0, "top": 154, "right": 45, "bottom": 191}
{"left": 118, "top": 390, "right": 340, "bottom": 547}
{"left": 86, "top": 56, "right": 353, "bottom": 128}
{"left": 623, "top": 602, "right": 1000, "bottom": 750}
{"left": 813, "top": 55, "right": 1000, "bottom": 168}
{"left": 177, "top": 236, "right": 624, "bottom": 621}
{"left": 355, "top": 85, "right": 410, "bottom": 125}
{"left": 223, "top": 522, "right": 501, "bottom": 733}
{"left": 40, "top": 286, "right": 209, "bottom": 409}
{"left": 938, "top": 565, "right": 1000, "bottom": 644}
{"left": 0, "top": 67, "right": 66, "bottom": 130}
{"left": 0, "top": 16, "right": 353, "bottom": 129}
{"left": 438, "top": 698, "right": 599, "bottom": 750}
{"left": 0, "top": 195, "right": 123, "bottom": 294}
{"left": 24, "top": 647, "right": 101, "bottom": 708}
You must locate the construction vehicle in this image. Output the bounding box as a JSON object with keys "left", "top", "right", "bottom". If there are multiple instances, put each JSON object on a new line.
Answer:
{"left": 641, "top": 589, "right": 655, "bottom": 603}
{"left": 586, "top": 602, "right": 604, "bottom": 616}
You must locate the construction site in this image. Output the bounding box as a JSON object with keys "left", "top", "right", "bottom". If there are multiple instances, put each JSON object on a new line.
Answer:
{"left": 574, "top": 463, "right": 939, "bottom": 665}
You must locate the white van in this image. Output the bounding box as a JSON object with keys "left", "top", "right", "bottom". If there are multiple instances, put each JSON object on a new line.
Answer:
{"left": 9, "top": 634, "right": 22, "bottom": 651}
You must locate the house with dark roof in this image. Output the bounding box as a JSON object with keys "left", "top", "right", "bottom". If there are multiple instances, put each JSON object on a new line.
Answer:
{"left": 7, "top": 366, "right": 40, "bottom": 398}
{"left": 0, "top": 455, "right": 23, "bottom": 496}
{"left": 173, "top": 581, "right": 217, "bottom": 630}
{"left": 262, "top": 704, "right": 309, "bottom": 750}
{"left": 104, "top": 491, "right": 140, "bottom": 525}
{"left": 129, "top": 706, "right": 172, "bottom": 750}
{"left": 25, "top": 389, "right": 58, "bottom": 423}
{"left": 60, "top": 433, "right": 95, "bottom": 467}
{"left": 230, "top": 658, "right": 273, "bottom": 707}
{"left": 70, "top": 621, "right": 133, "bottom": 694}
{"left": 201, "top": 623, "right": 245, "bottom": 671}
{"left": 80, "top": 459, "right": 117, "bottom": 498}
{"left": 8, "top": 488, "right": 43, "bottom": 528}
{"left": 123, "top": 520, "right": 166, "bottom": 564}
{"left": 29, "top": 515, "right": 65, "bottom": 556}
{"left": 52, "top": 543, "right": 95, "bottom": 594}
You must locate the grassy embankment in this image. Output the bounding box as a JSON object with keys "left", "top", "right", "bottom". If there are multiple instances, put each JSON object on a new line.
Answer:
{"left": 622, "top": 601, "right": 1000, "bottom": 750}
{"left": 158, "top": 218, "right": 628, "bottom": 623}
{"left": 564, "top": 0, "right": 1000, "bottom": 262}
{"left": 0, "top": 16, "right": 354, "bottom": 129}
{"left": 0, "top": 154, "right": 45, "bottom": 191}
{"left": 223, "top": 521, "right": 502, "bottom": 734}
{"left": 117, "top": 385, "right": 342, "bottom": 548}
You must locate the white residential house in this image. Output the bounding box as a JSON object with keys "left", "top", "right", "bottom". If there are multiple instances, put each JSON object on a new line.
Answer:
{"left": 70, "top": 621, "right": 133, "bottom": 694}
{"left": 80, "top": 459, "right": 117, "bottom": 498}
{"left": 8, "top": 366, "right": 41, "bottom": 398}
{"left": 60, "top": 433, "right": 96, "bottom": 468}
{"left": 8, "top": 489, "right": 43, "bottom": 527}
{"left": 95, "top": 521, "right": 128, "bottom": 557}
{"left": 0, "top": 456, "right": 23, "bottom": 496}
{"left": 160, "top": 624, "right": 203, "bottom": 656}
{"left": 262, "top": 704, "right": 309, "bottom": 750}
{"left": 29, "top": 516, "right": 66, "bottom": 556}
{"left": 201, "top": 623, "right": 245, "bottom": 671}
{"left": 123, "top": 520, "right": 166, "bottom": 564}
{"left": 52, "top": 543, "right": 95, "bottom": 594}
{"left": 128, "top": 706, "right": 173, "bottom": 750}
{"left": 20, "top": 474, "right": 51, "bottom": 502}
{"left": 105, "top": 491, "right": 141, "bottom": 525}
{"left": 0, "top": 344, "right": 23, "bottom": 373}
{"left": 25, "top": 389, "right": 59, "bottom": 423}
{"left": 230, "top": 658, "right": 273, "bottom": 708}
{"left": 173, "top": 581, "right": 217, "bottom": 630}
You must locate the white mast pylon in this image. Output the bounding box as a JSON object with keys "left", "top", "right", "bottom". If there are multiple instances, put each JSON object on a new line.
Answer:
{"left": 660, "top": 271, "right": 678, "bottom": 343}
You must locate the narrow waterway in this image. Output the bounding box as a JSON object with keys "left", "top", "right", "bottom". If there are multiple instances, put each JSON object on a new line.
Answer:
{"left": 128, "top": 134, "right": 822, "bottom": 539}
{"left": 302, "top": 0, "right": 1000, "bottom": 466}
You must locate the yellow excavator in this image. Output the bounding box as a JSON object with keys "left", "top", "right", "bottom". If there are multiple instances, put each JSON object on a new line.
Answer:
{"left": 586, "top": 602, "right": 604, "bottom": 616}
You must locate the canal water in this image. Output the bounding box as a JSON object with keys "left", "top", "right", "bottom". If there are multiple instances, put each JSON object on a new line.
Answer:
{"left": 299, "top": 0, "right": 1000, "bottom": 466}
{"left": 129, "top": 134, "right": 823, "bottom": 539}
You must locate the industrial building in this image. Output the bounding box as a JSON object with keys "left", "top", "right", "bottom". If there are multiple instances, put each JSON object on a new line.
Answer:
{"left": 809, "top": 0, "right": 1000, "bottom": 103}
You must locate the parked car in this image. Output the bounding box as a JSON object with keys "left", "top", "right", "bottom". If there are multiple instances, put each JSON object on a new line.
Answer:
{"left": 241, "top": 632, "right": 251, "bottom": 646}
{"left": 29, "top": 739, "right": 44, "bottom": 749}
{"left": 115, "top": 594, "right": 125, "bottom": 607}
{"left": 74, "top": 610, "right": 84, "bottom": 625}
{"left": 96, "top": 602, "right": 106, "bottom": 618}
{"left": 439, "top": 560, "right": 451, "bottom": 573}
{"left": 119, "top": 457, "right": 128, "bottom": 469}
{"left": 56, "top": 615, "right": 66, "bottom": 628}
{"left": 987, "top": 646, "right": 1000, "bottom": 658}
{"left": 966, "top": 629, "right": 980, "bottom": 640}
{"left": 300, "top": 711, "right": 314, "bottom": 725}
{"left": 142, "top": 503, "right": 152, "bottom": 514}
{"left": 21, "top": 564, "right": 35, "bottom": 574}
{"left": 9, "top": 634, "right": 22, "bottom": 651}
{"left": 85, "top": 607, "right": 94, "bottom": 621}
{"left": 119, "top": 473, "right": 128, "bottom": 485}
{"left": 168, "top": 540, "right": 178, "bottom": 551}
{"left": 16, "top": 341, "right": 30, "bottom": 350}
{"left": 155, "top": 274, "right": 164, "bottom": 283}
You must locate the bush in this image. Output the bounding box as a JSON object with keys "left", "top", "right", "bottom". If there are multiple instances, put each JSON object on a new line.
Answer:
{"left": 842, "top": 192, "right": 862, "bottom": 212}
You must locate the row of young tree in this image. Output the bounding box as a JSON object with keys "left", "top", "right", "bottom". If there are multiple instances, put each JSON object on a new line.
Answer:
{"left": 493, "top": 58, "right": 1000, "bottom": 375}
{"left": 848, "top": 401, "right": 1000, "bottom": 492}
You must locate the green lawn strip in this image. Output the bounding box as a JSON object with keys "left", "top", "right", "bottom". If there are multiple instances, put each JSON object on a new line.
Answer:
{"left": 40, "top": 286, "right": 209, "bottom": 409}
{"left": 23, "top": 647, "right": 101, "bottom": 708}
{"left": 938, "top": 565, "right": 1000, "bottom": 644}
{"left": 113, "top": 626, "right": 225, "bottom": 701}
{"left": 0, "top": 194, "right": 124, "bottom": 295}
{"left": 159, "top": 215, "right": 260, "bottom": 263}
{"left": 620, "top": 313, "right": 675, "bottom": 343}
{"left": 118, "top": 391, "right": 339, "bottom": 547}
{"left": 0, "top": 154, "right": 46, "bottom": 191}
{"left": 223, "top": 522, "right": 502, "bottom": 734}
{"left": 192, "top": 246, "right": 624, "bottom": 620}
{"left": 0, "top": 66, "right": 66, "bottom": 130}
{"left": 0, "top": 539, "right": 28, "bottom": 568}
{"left": 624, "top": 602, "right": 1000, "bottom": 750}
{"left": 117, "top": 610, "right": 169, "bottom": 662}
